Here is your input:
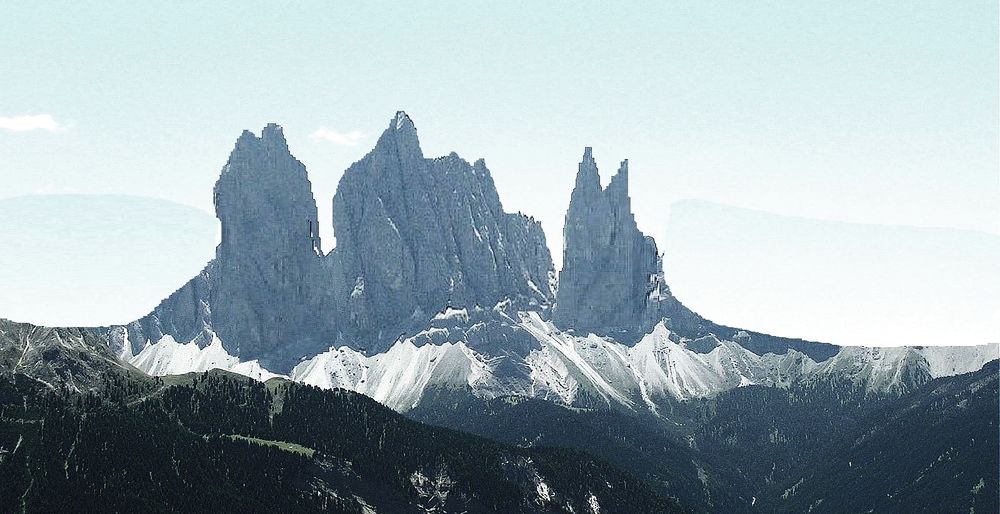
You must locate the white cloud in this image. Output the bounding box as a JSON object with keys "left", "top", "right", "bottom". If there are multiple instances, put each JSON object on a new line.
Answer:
{"left": 309, "top": 127, "right": 364, "bottom": 146}
{"left": 0, "top": 114, "right": 66, "bottom": 132}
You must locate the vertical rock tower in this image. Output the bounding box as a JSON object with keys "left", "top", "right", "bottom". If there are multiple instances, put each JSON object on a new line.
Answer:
{"left": 210, "top": 124, "right": 332, "bottom": 362}
{"left": 553, "top": 148, "right": 834, "bottom": 359}
{"left": 554, "top": 148, "right": 663, "bottom": 340}
{"left": 329, "top": 112, "right": 555, "bottom": 349}
{"left": 124, "top": 124, "right": 335, "bottom": 369}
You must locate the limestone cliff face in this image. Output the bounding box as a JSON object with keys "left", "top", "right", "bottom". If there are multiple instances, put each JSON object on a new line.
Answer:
{"left": 121, "top": 113, "right": 556, "bottom": 367}
{"left": 118, "top": 113, "right": 837, "bottom": 376}
{"left": 125, "top": 125, "right": 335, "bottom": 369}
{"left": 553, "top": 148, "right": 838, "bottom": 360}
{"left": 554, "top": 148, "right": 663, "bottom": 340}
{"left": 214, "top": 124, "right": 322, "bottom": 261}
{"left": 329, "top": 113, "right": 554, "bottom": 348}
{"left": 209, "top": 124, "right": 333, "bottom": 362}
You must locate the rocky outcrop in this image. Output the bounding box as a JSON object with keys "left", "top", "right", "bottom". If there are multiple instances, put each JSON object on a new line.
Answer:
{"left": 208, "top": 124, "right": 333, "bottom": 363}
{"left": 121, "top": 113, "right": 555, "bottom": 366}
{"left": 552, "top": 148, "right": 839, "bottom": 361}
{"left": 0, "top": 319, "right": 144, "bottom": 392}
{"left": 123, "top": 125, "right": 335, "bottom": 370}
{"left": 116, "top": 113, "right": 841, "bottom": 377}
{"left": 329, "top": 112, "right": 555, "bottom": 350}
{"left": 554, "top": 148, "right": 668, "bottom": 341}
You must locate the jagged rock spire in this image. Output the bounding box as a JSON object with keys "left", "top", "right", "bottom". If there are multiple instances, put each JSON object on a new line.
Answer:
{"left": 372, "top": 110, "right": 423, "bottom": 164}
{"left": 575, "top": 147, "right": 601, "bottom": 192}
{"left": 554, "top": 149, "right": 659, "bottom": 340}
{"left": 329, "top": 112, "right": 555, "bottom": 351}
{"left": 607, "top": 159, "right": 628, "bottom": 194}
{"left": 215, "top": 123, "right": 321, "bottom": 255}
{"left": 128, "top": 124, "right": 335, "bottom": 370}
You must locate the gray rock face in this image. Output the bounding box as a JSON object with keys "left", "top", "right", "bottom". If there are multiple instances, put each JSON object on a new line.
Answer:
{"left": 121, "top": 113, "right": 555, "bottom": 367}
{"left": 209, "top": 124, "right": 333, "bottom": 362}
{"left": 126, "top": 267, "right": 214, "bottom": 348}
{"left": 552, "top": 148, "right": 838, "bottom": 360}
{"left": 113, "top": 113, "right": 837, "bottom": 382}
{"left": 554, "top": 148, "right": 665, "bottom": 340}
{"left": 124, "top": 125, "right": 335, "bottom": 369}
{"left": 329, "top": 112, "right": 554, "bottom": 349}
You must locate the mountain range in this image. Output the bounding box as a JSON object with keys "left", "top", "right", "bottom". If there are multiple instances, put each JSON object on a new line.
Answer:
{"left": 107, "top": 112, "right": 996, "bottom": 410}
{"left": 1, "top": 112, "right": 996, "bottom": 512}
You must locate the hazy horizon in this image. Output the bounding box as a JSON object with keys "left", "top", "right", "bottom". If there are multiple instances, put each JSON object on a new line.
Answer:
{"left": 2, "top": 191, "right": 996, "bottom": 347}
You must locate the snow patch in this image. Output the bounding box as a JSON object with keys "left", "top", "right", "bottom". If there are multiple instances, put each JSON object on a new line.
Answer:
{"left": 536, "top": 480, "right": 552, "bottom": 504}
{"left": 587, "top": 492, "right": 601, "bottom": 514}
{"left": 433, "top": 307, "right": 469, "bottom": 323}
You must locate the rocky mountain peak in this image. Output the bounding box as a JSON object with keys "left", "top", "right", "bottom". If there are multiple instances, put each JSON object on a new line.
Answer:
{"left": 230, "top": 124, "right": 290, "bottom": 165}
{"left": 607, "top": 159, "right": 632, "bottom": 218}
{"left": 553, "top": 148, "right": 838, "bottom": 359}
{"left": 215, "top": 124, "right": 321, "bottom": 255}
{"left": 374, "top": 110, "right": 423, "bottom": 163}
{"left": 575, "top": 147, "right": 602, "bottom": 193}
{"left": 125, "top": 124, "right": 333, "bottom": 370}
{"left": 329, "top": 112, "right": 555, "bottom": 351}
{"left": 554, "top": 149, "right": 660, "bottom": 340}
{"left": 236, "top": 129, "right": 257, "bottom": 146}
{"left": 260, "top": 122, "right": 288, "bottom": 150}
{"left": 394, "top": 110, "right": 414, "bottom": 129}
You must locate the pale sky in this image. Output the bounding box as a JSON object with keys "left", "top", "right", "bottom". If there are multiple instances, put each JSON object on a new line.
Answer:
{"left": 665, "top": 201, "right": 1000, "bottom": 346}
{"left": 1, "top": 2, "right": 997, "bottom": 344}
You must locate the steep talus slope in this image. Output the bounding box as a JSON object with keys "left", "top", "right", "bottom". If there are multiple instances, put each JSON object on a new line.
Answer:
{"left": 3, "top": 317, "right": 994, "bottom": 513}
{"left": 124, "top": 333, "right": 281, "bottom": 382}
{"left": 801, "top": 345, "right": 932, "bottom": 398}
{"left": 288, "top": 309, "right": 997, "bottom": 412}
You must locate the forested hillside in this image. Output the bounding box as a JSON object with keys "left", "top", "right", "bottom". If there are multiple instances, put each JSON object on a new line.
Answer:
{"left": 411, "top": 361, "right": 1000, "bottom": 513}
{"left": 0, "top": 370, "right": 679, "bottom": 513}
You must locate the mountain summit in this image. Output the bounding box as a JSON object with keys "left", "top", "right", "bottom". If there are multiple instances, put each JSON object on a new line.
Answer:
{"left": 111, "top": 112, "right": 985, "bottom": 404}
{"left": 328, "top": 112, "right": 555, "bottom": 351}
{"left": 119, "top": 125, "right": 335, "bottom": 370}
{"left": 5, "top": 112, "right": 993, "bottom": 514}
{"left": 555, "top": 148, "right": 663, "bottom": 341}
{"left": 116, "top": 113, "right": 555, "bottom": 369}
{"left": 552, "top": 149, "right": 843, "bottom": 361}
